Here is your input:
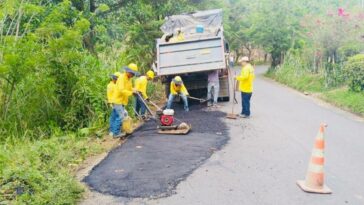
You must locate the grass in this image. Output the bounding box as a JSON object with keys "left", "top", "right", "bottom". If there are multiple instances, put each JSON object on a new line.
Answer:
{"left": 266, "top": 68, "right": 364, "bottom": 116}
{"left": 265, "top": 68, "right": 325, "bottom": 93}
{"left": 0, "top": 134, "right": 107, "bottom": 204}
{"left": 321, "top": 88, "right": 364, "bottom": 115}
{"left": 0, "top": 80, "right": 165, "bottom": 204}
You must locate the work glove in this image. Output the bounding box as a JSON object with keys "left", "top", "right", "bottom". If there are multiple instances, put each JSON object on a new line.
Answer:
{"left": 132, "top": 88, "right": 138, "bottom": 94}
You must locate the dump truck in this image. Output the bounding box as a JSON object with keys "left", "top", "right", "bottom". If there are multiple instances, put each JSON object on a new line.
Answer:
{"left": 154, "top": 9, "right": 231, "bottom": 101}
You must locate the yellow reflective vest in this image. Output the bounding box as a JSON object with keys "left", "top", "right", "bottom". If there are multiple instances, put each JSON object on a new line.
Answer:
{"left": 114, "top": 73, "right": 133, "bottom": 105}
{"left": 107, "top": 81, "right": 117, "bottom": 103}
{"left": 236, "top": 63, "right": 255, "bottom": 93}
{"left": 135, "top": 76, "right": 148, "bottom": 99}
{"left": 170, "top": 81, "right": 189, "bottom": 96}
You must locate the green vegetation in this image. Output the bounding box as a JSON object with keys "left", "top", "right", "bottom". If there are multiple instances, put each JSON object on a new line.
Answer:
{"left": 265, "top": 54, "right": 325, "bottom": 93}
{"left": 0, "top": 135, "right": 105, "bottom": 204}
{"left": 323, "top": 89, "right": 364, "bottom": 115}
{"left": 267, "top": 53, "right": 364, "bottom": 115}
{"left": 344, "top": 54, "right": 364, "bottom": 92}
{"left": 267, "top": 66, "right": 364, "bottom": 116}
{"left": 262, "top": 1, "right": 364, "bottom": 116}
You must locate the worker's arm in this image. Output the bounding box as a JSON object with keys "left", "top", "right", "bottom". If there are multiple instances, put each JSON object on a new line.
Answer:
{"left": 140, "top": 78, "right": 148, "bottom": 99}
{"left": 135, "top": 78, "right": 147, "bottom": 98}
{"left": 181, "top": 84, "right": 189, "bottom": 96}
{"left": 117, "top": 79, "right": 133, "bottom": 97}
{"left": 170, "top": 82, "right": 177, "bottom": 95}
{"left": 236, "top": 67, "right": 250, "bottom": 81}
{"left": 120, "top": 88, "right": 133, "bottom": 97}
{"left": 107, "top": 83, "right": 113, "bottom": 103}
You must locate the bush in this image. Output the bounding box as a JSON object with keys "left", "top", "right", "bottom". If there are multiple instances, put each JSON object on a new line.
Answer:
{"left": 338, "top": 43, "right": 363, "bottom": 62}
{"left": 344, "top": 54, "right": 364, "bottom": 92}
{"left": 267, "top": 53, "right": 325, "bottom": 93}
{"left": 0, "top": 135, "right": 104, "bottom": 204}
{"left": 0, "top": 3, "right": 110, "bottom": 140}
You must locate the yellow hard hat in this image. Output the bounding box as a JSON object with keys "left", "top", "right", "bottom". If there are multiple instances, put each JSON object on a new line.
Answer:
{"left": 123, "top": 63, "right": 139, "bottom": 76}
{"left": 173, "top": 76, "right": 183, "bottom": 85}
{"left": 146, "top": 70, "right": 155, "bottom": 79}
{"left": 128, "top": 63, "right": 138, "bottom": 72}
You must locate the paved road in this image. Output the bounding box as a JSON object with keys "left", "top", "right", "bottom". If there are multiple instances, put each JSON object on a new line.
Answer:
{"left": 81, "top": 66, "right": 364, "bottom": 205}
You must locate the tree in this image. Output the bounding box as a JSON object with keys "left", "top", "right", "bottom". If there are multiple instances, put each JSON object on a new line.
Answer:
{"left": 248, "top": 0, "right": 301, "bottom": 67}
{"left": 224, "top": 0, "right": 254, "bottom": 61}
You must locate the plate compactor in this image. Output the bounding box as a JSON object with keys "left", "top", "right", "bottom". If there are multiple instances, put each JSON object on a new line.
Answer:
{"left": 156, "top": 109, "right": 191, "bottom": 135}
{"left": 136, "top": 93, "right": 191, "bottom": 135}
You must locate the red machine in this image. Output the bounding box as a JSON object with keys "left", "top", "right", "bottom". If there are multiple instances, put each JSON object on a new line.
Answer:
{"left": 136, "top": 92, "right": 190, "bottom": 134}
{"left": 160, "top": 114, "right": 174, "bottom": 126}
{"left": 157, "top": 109, "right": 175, "bottom": 127}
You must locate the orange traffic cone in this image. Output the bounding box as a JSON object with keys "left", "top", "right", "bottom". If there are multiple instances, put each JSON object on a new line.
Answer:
{"left": 297, "top": 123, "right": 332, "bottom": 194}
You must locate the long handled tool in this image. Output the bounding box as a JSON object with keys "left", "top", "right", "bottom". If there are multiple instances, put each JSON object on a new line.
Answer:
{"left": 187, "top": 95, "right": 210, "bottom": 103}
{"left": 226, "top": 67, "right": 238, "bottom": 119}
{"left": 135, "top": 92, "right": 155, "bottom": 118}
{"left": 131, "top": 107, "right": 143, "bottom": 120}
{"left": 187, "top": 95, "right": 203, "bottom": 102}
{"left": 147, "top": 100, "right": 163, "bottom": 111}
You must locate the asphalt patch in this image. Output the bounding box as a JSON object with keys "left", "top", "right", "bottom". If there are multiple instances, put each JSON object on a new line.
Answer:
{"left": 83, "top": 105, "right": 229, "bottom": 198}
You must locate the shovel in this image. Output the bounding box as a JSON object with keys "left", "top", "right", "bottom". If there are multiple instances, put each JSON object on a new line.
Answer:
{"left": 135, "top": 92, "right": 156, "bottom": 118}
{"left": 187, "top": 95, "right": 210, "bottom": 103}
{"left": 147, "top": 100, "right": 163, "bottom": 111}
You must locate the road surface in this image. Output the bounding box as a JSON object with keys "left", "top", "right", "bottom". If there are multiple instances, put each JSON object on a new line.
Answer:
{"left": 81, "top": 66, "right": 364, "bottom": 205}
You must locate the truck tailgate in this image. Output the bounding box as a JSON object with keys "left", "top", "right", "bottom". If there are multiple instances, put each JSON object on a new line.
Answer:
{"left": 157, "top": 37, "right": 226, "bottom": 76}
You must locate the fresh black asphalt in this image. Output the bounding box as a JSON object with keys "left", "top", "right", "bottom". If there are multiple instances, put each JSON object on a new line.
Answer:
{"left": 84, "top": 105, "right": 229, "bottom": 198}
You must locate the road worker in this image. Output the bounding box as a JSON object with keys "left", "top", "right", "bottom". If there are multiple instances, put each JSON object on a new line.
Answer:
{"left": 111, "top": 63, "right": 139, "bottom": 137}
{"left": 167, "top": 76, "right": 189, "bottom": 112}
{"left": 207, "top": 70, "right": 220, "bottom": 108}
{"left": 107, "top": 72, "right": 121, "bottom": 137}
{"left": 229, "top": 54, "right": 234, "bottom": 68}
{"left": 107, "top": 72, "right": 121, "bottom": 104}
{"left": 235, "top": 56, "right": 255, "bottom": 118}
{"left": 134, "top": 70, "right": 155, "bottom": 118}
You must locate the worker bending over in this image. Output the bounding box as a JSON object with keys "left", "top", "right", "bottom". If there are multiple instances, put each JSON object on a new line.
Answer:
{"left": 134, "top": 70, "right": 155, "bottom": 118}
{"left": 167, "top": 76, "right": 189, "bottom": 112}
{"left": 111, "top": 63, "right": 139, "bottom": 137}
